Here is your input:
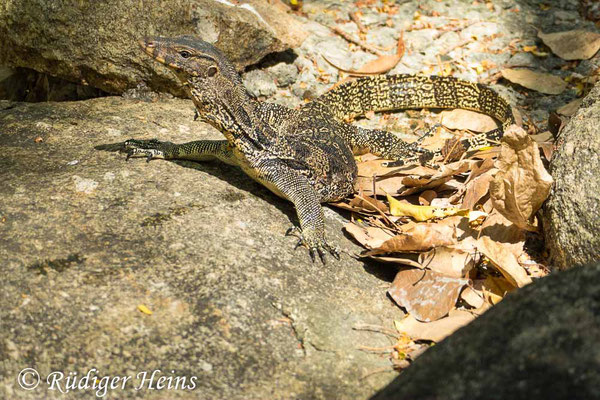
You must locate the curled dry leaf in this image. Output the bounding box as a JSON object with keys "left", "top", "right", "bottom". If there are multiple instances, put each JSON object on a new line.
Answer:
{"left": 476, "top": 236, "right": 531, "bottom": 288}
{"left": 418, "top": 246, "right": 476, "bottom": 278}
{"left": 323, "top": 31, "right": 405, "bottom": 76}
{"left": 393, "top": 310, "right": 476, "bottom": 342}
{"left": 367, "top": 255, "right": 423, "bottom": 269}
{"left": 365, "top": 222, "right": 457, "bottom": 255}
{"left": 440, "top": 109, "right": 498, "bottom": 132}
{"left": 538, "top": 29, "right": 600, "bottom": 60}
{"left": 501, "top": 68, "right": 567, "bottom": 95}
{"left": 388, "top": 268, "right": 470, "bottom": 322}
{"left": 398, "top": 159, "right": 476, "bottom": 196}
{"left": 489, "top": 125, "right": 553, "bottom": 231}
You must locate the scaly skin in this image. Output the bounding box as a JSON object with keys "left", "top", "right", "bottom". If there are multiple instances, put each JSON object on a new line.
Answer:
{"left": 126, "top": 35, "right": 514, "bottom": 263}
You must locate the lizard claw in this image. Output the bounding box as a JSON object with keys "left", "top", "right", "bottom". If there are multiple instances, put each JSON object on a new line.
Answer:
{"left": 288, "top": 226, "right": 340, "bottom": 264}
{"left": 123, "top": 139, "right": 169, "bottom": 162}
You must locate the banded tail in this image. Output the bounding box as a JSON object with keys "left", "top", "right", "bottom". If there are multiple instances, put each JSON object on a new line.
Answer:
{"left": 316, "top": 74, "right": 515, "bottom": 146}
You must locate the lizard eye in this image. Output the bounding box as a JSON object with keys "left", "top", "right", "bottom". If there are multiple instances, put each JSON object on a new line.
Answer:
{"left": 207, "top": 66, "right": 218, "bottom": 77}
{"left": 179, "top": 50, "right": 191, "bottom": 58}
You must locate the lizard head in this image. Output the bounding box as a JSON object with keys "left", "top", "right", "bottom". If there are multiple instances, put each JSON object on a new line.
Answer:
{"left": 139, "top": 35, "right": 235, "bottom": 81}
{"left": 139, "top": 35, "right": 252, "bottom": 131}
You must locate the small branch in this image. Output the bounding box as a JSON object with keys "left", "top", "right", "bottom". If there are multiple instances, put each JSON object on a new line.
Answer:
{"left": 349, "top": 11, "right": 367, "bottom": 34}
{"left": 330, "top": 26, "right": 384, "bottom": 56}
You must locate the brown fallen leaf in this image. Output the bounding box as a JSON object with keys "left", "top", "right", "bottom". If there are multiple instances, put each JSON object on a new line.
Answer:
{"left": 501, "top": 68, "right": 567, "bottom": 95}
{"left": 479, "top": 210, "right": 525, "bottom": 259}
{"left": 538, "top": 29, "right": 600, "bottom": 60}
{"left": 440, "top": 109, "right": 498, "bottom": 133}
{"left": 489, "top": 125, "right": 553, "bottom": 231}
{"left": 398, "top": 159, "right": 477, "bottom": 196}
{"left": 460, "top": 286, "right": 485, "bottom": 308}
{"left": 482, "top": 274, "right": 516, "bottom": 304}
{"left": 557, "top": 98, "right": 583, "bottom": 116}
{"left": 388, "top": 268, "right": 469, "bottom": 322}
{"left": 393, "top": 310, "right": 476, "bottom": 342}
{"left": 365, "top": 222, "right": 458, "bottom": 255}
{"left": 366, "top": 255, "right": 423, "bottom": 269}
{"left": 418, "top": 190, "right": 437, "bottom": 205}
{"left": 476, "top": 236, "right": 531, "bottom": 288}
{"left": 355, "top": 161, "right": 439, "bottom": 196}
{"left": 344, "top": 222, "right": 395, "bottom": 249}
{"left": 349, "top": 193, "right": 389, "bottom": 213}
{"left": 461, "top": 170, "right": 495, "bottom": 209}
{"left": 418, "top": 246, "right": 476, "bottom": 278}
{"left": 324, "top": 32, "right": 405, "bottom": 76}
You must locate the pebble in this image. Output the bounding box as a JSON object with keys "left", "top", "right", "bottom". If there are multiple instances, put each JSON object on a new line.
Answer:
{"left": 243, "top": 70, "right": 277, "bottom": 98}
{"left": 268, "top": 62, "right": 298, "bottom": 87}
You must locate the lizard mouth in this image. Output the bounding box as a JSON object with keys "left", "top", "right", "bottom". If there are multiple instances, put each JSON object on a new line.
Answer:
{"left": 139, "top": 37, "right": 167, "bottom": 64}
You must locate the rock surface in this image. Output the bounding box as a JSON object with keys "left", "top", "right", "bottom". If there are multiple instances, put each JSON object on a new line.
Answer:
{"left": 372, "top": 262, "right": 600, "bottom": 400}
{"left": 543, "top": 83, "right": 600, "bottom": 270}
{"left": 0, "top": 96, "right": 402, "bottom": 399}
{"left": 0, "top": 0, "right": 306, "bottom": 96}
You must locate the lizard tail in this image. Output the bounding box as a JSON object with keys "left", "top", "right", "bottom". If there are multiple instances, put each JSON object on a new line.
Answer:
{"left": 316, "top": 74, "right": 515, "bottom": 133}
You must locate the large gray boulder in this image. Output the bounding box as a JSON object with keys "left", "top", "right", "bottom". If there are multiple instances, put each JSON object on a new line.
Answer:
{"left": 543, "top": 84, "right": 600, "bottom": 270}
{"left": 0, "top": 0, "right": 306, "bottom": 96}
{"left": 372, "top": 262, "right": 600, "bottom": 400}
{"left": 0, "top": 96, "right": 401, "bottom": 399}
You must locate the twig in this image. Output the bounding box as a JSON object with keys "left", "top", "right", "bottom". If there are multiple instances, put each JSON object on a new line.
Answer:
{"left": 353, "top": 323, "right": 399, "bottom": 338}
{"left": 358, "top": 345, "right": 395, "bottom": 353}
{"left": 330, "top": 26, "right": 384, "bottom": 56}
{"left": 356, "top": 193, "right": 400, "bottom": 232}
{"left": 438, "top": 38, "right": 474, "bottom": 56}
{"left": 361, "top": 366, "right": 395, "bottom": 379}
{"left": 349, "top": 11, "right": 367, "bottom": 34}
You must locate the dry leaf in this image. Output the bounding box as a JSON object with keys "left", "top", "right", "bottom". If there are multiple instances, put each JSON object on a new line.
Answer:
{"left": 398, "top": 159, "right": 476, "bottom": 196}
{"left": 387, "top": 194, "right": 468, "bottom": 221}
{"left": 366, "top": 255, "right": 423, "bottom": 268}
{"left": 461, "top": 170, "right": 495, "bottom": 209}
{"left": 137, "top": 304, "right": 153, "bottom": 315}
{"left": 344, "top": 222, "right": 394, "bottom": 249}
{"left": 440, "top": 109, "right": 498, "bottom": 132}
{"left": 388, "top": 268, "right": 469, "bottom": 322}
{"left": 418, "top": 190, "right": 436, "bottom": 205}
{"left": 489, "top": 125, "right": 553, "bottom": 231}
{"left": 393, "top": 310, "right": 476, "bottom": 342}
{"left": 557, "top": 98, "right": 583, "bottom": 116}
{"left": 538, "top": 29, "right": 600, "bottom": 60}
{"left": 323, "top": 33, "right": 405, "bottom": 76}
{"left": 460, "top": 286, "right": 485, "bottom": 308}
{"left": 418, "top": 246, "right": 476, "bottom": 278}
{"left": 480, "top": 210, "right": 525, "bottom": 259}
{"left": 476, "top": 236, "right": 531, "bottom": 288}
{"left": 482, "top": 275, "right": 516, "bottom": 304}
{"left": 501, "top": 68, "right": 567, "bottom": 95}
{"left": 349, "top": 194, "right": 389, "bottom": 213}
{"left": 366, "top": 223, "right": 457, "bottom": 255}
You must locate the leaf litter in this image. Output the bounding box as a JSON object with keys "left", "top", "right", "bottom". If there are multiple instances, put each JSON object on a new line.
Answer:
{"left": 318, "top": 0, "right": 563, "bottom": 375}
{"left": 337, "top": 118, "right": 552, "bottom": 363}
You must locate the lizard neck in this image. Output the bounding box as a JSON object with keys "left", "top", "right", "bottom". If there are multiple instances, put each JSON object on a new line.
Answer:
{"left": 185, "top": 77, "right": 272, "bottom": 151}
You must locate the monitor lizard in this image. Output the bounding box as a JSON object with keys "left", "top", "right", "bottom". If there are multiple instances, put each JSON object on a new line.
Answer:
{"left": 125, "top": 35, "right": 515, "bottom": 263}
